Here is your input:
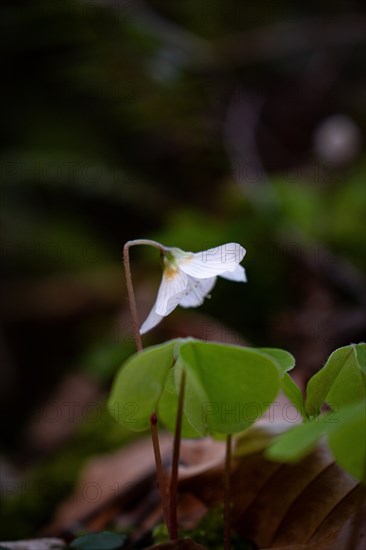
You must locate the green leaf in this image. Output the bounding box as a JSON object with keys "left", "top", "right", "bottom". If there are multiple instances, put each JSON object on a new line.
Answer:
{"left": 267, "top": 400, "right": 366, "bottom": 482}
{"left": 70, "top": 531, "right": 127, "bottom": 549}
{"left": 328, "top": 400, "right": 366, "bottom": 482}
{"left": 266, "top": 418, "right": 327, "bottom": 462}
{"left": 355, "top": 343, "right": 366, "bottom": 374}
{"left": 257, "top": 349, "right": 305, "bottom": 418}
{"left": 281, "top": 373, "right": 305, "bottom": 418}
{"left": 256, "top": 348, "right": 295, "bottom": 375}
{"left": 107, "top": 340, "right": 179, "bottom": 431}
{"left": 305, "top": 343, "right": 366, "bottom": 416}
{"left": 179, "top": 342, "right": 281, "bottom": 435}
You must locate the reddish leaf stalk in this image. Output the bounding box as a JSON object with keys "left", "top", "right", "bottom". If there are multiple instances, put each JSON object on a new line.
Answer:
{"left": 224, "top": 433, "right": 233, "bottom": 550}
{"left": 169, "top": 368, "right": 187, "bottom": 540}
{"left": 150, "top": 412, "right": 171, "bottom": 535}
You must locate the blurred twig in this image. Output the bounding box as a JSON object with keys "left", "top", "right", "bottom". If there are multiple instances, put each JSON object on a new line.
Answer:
{"left": 0, "top": 267, "right": 123, "bottom": 320}
{"left": 217, "top": 15, "right": 366, "bottom": 67}
{"left": 96, "top": 3, "right": 366, "bottom": 69}
{"left": 279, "top": 229, "right": 366, "bottom": 306}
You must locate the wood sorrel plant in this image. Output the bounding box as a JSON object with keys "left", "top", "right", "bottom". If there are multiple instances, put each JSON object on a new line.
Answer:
{"left": 266, "top": 343, "right": 366, "bottom": 483}
{"left": 108, "top": 239, "right": 365, "bottom": 548}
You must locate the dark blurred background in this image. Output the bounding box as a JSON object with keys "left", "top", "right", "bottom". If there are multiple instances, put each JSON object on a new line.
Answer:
{"left": 0, "top": 0, "right": 365, "bottom": 539}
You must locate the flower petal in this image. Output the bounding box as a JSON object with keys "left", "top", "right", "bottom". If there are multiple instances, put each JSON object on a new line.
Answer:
{"left": 155, "top": 268, "right": 188, "bottom": 316}
{"left": 179, "top": 276, "right": 217, "bottom": 308}
{"left": 178, "top": 243, "right": 246, "bottom": 279}
{"left": 140, "top": 306, "right": 163, "bottom": 335}
{"left": 219, "top": 264, "right": 247, "bottom": 282}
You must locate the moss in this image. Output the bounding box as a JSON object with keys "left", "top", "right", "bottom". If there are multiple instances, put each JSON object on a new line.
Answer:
{"left": 153, "top": 507, "right": 256, "bottom": 549}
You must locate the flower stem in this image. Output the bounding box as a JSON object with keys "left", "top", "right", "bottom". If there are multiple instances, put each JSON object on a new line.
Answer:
{"left": 123, "top": 240, "right": 170, "bottom": 535}
{"left": 224, "top": 434, "right": 232, "bottom": 550}
{"left": 169, "top": 369, "right": 186, "bottom": 540}
{"left": 123, "top": 239, "right": 165, "bottom": 352}
{"left": 150, "top": 412, "right": 171, "bottom": 535}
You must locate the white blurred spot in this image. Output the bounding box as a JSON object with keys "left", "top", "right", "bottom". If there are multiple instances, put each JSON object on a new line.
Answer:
{"left": 313, "top": 114, "right": 362, "bottom": 166}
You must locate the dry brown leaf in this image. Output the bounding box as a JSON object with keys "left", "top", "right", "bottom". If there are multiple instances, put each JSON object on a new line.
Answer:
{"left": 178, "top": 439, "right": 226, "bottom": 480}
{"left": 46, "top": 435, "right": 173, "bottom": 533}
{"left": 179, "top": 428, "right": 365, "bottom": 549}
{"left": 176, "top": 493, "right": 208, "bottom": 531}
{"left": 46, "top": 429, "right": 364, "bottom": 549}
{"left": 47, "top": 437, "right": 224, "bottom": 536}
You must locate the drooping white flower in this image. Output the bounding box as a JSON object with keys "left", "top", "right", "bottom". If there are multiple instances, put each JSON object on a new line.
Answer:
{"left": 140, "top": 243, "right": 246, "bottom": 334}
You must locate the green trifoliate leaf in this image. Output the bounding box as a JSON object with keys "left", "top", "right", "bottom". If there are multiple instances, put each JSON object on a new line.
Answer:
{"left": 306, "top": 343, "right": 366, "bottom": 417}
{"left": 178, "top": 341, "right": 281, "bottom": 436}
{"left": 281, "top": 373, "right": 305, "bottom": 417}
{"left": 266, "top": 418, "right": 327, "bottom": 463}
{"left": 267, "top": 400, "right": 366, "bottom": 482}
{"left": 256, "top": 348, "right": 296, "bottom": 375}
{"left": 355, "top": 343, "right": 366, "bottom": 373}
{"left": 327, "top": 400, "right": 366, "bottom": 482}
{"left": 107, "top": 339, "right": 181, "bottom": 431}
{"left": 257, "top": 348, "right": 305, "bottom": 418}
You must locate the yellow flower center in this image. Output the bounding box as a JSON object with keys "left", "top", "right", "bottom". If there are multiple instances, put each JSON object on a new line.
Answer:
{"left": 163, "top": 253, "right": 179, "bottom": 279}
{"left": 164, "top": 265, "right": 178, "bottom": 279}
{"left": 163, "top": 248, "right": 192, "bottom": 279}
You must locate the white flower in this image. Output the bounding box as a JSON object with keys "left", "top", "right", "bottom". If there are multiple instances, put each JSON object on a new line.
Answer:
{"left": 140, "top": 243, "right": 246, "bottom": 334}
